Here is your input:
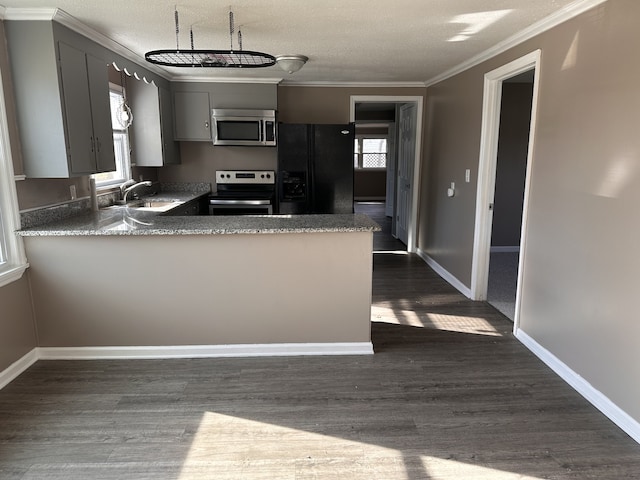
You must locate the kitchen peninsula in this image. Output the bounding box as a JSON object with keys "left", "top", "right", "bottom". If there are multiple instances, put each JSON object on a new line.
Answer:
{"left": 18, "top": 208, "right": 380, "bottom": 358}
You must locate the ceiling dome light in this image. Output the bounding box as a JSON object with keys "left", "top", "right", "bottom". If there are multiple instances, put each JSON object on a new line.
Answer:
{"left": 276, "top": 55, "right": 308, "bottom": 74}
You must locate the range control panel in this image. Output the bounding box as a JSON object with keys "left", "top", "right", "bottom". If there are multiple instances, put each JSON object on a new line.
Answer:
{"left": 216, "top": 170, "right": 275, "bottom": 185}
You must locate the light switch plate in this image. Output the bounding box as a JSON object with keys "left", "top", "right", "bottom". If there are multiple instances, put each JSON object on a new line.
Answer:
{"left": 465, "top": 169, "right": 471, "bottom": 183}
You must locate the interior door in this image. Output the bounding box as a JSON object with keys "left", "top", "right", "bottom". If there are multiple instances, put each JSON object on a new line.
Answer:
{"left": 396, "top": 104, "right": 416, "bottom": 245}
{"left": 385, "top": 121, "right": 397, "bottom": 218}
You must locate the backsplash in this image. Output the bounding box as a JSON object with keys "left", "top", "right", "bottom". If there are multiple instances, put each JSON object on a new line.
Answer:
{"left": 19, "top": 197, "right": 93, "bottom": 229}
{"left": 19, "top": 182, "right": 211, "bottom": 229}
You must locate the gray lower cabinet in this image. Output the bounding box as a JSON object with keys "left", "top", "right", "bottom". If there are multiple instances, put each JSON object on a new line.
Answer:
{"left": 5, "top": 21, "right": 116, "bottom": 177}
{"left": 173, "top": 91, "right": 211, "bottom": 141}
{"left": 128, "top": 80, "right": 180, "bottom": 167}
{"left": 164, "top": 198, "right": 204, "bottom": 216}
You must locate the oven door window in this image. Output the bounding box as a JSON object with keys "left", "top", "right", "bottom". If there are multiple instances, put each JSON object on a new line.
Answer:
{"left": 217, "top": 121, "right": 261, "bottom": 141}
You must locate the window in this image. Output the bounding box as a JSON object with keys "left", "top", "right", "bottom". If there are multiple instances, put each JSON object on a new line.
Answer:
{"left": 92, "top": 84, "right": 131, "bottom": 187}
{"left": 354, "top": 137, "right": 387, "bottom": 169}
{"left": 0, "top": 66, "right": 28, "bottom": 286}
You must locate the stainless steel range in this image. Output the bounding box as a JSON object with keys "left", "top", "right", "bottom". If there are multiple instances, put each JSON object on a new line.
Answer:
{"left": 208, "top": 170, "right": 275, "bottom": 215}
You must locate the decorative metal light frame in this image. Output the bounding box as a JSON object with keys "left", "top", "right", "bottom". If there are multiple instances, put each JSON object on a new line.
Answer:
{"left": 145, "top": 10, "right": 276, "bottom": 68}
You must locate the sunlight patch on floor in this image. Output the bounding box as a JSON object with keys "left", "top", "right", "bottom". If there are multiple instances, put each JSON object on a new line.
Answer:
{"left": 420, "top": 455, "right": 544, "bottom": 479}
{"left": 426, "top": 313, "right": 503, "bottom": 337}
{"left": 177, "top": 412, "right": 542, "bottom": 479}
{"left": 371, "top": 308, "right": 503, "bottom": 336}
{"left": 178, "top": 411, "right": 404, "bottom": 479}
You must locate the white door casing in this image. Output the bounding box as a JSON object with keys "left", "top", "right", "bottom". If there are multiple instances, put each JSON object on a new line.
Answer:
{"left": 470, "top": 50, "right": 541, "bottom": 333}
{"left": 396, "top": 103, "right": 417, "bottom": 245}
{"left": 385, "top": 121, "right": 397, "bottom": 218}
{"left": 350, "top": 96, "right": 423, "bottom": 252}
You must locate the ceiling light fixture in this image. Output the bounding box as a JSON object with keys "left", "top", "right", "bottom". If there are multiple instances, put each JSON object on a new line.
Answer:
{"left": 276, "top": 55, "right": 309, "bottom": 74}
{"left": 145, "top": 9, "right": 276, "bottom": 68}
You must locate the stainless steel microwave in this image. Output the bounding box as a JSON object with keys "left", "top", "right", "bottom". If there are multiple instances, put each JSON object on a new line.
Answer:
{"left": 211, "top": 109, "right": 276, "bottom": 146}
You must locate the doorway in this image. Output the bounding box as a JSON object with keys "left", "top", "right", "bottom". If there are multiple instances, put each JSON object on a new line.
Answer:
{"left": 487, "top": 71, "right": 535, "bottom": 320}
{"left": 470, "top": 50, "right": 541, "bottom": 329}
{"left": 350, "top": 96, "right": 423, "bottom": 253}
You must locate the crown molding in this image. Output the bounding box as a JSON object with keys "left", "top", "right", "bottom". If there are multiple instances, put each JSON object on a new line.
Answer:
{"left": 2, "top": 7, "right": 58, "bottom": 21}
{"left": 279, "top": 81, "right": 427, "bottom": 88}
{"left": 3, "top": 7, "right": 171, "bottom": 81}
{"left": 425, "top": 0, "right": 609, "bottom": 87}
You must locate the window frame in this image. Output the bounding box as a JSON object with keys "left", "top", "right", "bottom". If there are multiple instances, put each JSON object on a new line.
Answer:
{"left": 91, "top": 83, "right": 132, "bottom": 189}
{"left": 0, "top": 63, "right": 28, "bottom": 287}
{"left": 354, "top": 135, "right": 388, "bottom": 170}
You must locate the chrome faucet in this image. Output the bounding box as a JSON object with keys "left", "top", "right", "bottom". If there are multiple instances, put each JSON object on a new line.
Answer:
{"left": 122, "top": 181, "right": 152, "bottom": 203}
{"left": 119, "top": 179, "right": 136, "bottom": 196}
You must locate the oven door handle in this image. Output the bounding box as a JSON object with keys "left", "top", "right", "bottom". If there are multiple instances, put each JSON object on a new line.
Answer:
{"left": 209, "top": 199, "right": 271, "bottom": 206}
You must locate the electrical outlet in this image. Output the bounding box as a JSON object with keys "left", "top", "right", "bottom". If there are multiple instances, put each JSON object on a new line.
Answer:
{"left": 69, "top": 184, "right": 77, "bottom": 200}
{"left": 465, "top": 169, "right": 471, "bottom": 183}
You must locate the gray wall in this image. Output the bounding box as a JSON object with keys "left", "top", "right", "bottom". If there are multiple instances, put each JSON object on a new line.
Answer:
{"left": 420, "top": 0, "right": 640, "bottom": 422}
{"left": 158, "top": 142, "right": 277, "bottom": 187}
{"left": 278, "top": 86, "right": 426, "bottom": 124}
{"left": 0, "top": 21, "right": 37, "bottom": 372}
{"left": 354, "top": 170, "right": 386, "bottom": 200}
{"left": 0, "top": 275, "right": 36, "bottom": 372}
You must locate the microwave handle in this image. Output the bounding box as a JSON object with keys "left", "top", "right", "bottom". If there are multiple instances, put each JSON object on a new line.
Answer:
{"left": 260, "top": 121, "right": 264, "bottom": 142}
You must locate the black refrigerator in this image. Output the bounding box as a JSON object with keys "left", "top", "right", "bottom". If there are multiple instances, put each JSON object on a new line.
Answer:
{"left": 277, "top": 123, "right": 355, "bottom": 214}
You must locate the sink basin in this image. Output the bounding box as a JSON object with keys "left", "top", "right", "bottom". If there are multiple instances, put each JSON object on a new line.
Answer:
{"left": 102, "top": 199, "right": 182, "bottom": 213}
{"left": 140, "top": 201, "right": 178, "bottom": 208}
{"left": 130, "top": 200, "right": 181, "bottom": 212}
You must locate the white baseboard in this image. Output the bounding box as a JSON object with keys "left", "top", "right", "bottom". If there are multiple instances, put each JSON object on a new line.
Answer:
{"left": 0, "top": 342, "right": 373, "bottom": 391}
{"left": 490, "top": 245, "right": 520, "bottom": 253}
{"left": 37, "top": 342, "right": 374, "bottom": 360}
{"left": 515, "top": 329, "right": 640, "bottom": 445}
{"left": 416, "top": 248, "right": 473, "bottom": 298}
{"left": 0, "top": 348, "right": 38, "bottom": 389}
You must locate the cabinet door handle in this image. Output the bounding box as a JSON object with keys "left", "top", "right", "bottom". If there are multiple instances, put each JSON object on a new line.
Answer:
{"left": 90, "top": 137, "right": 94, "bottom": 153}
{"left": 95, "top": 137, "right": 101, "bottom": 153}
{"left": 205, "top": 121, "right": 209, "bottom": 129}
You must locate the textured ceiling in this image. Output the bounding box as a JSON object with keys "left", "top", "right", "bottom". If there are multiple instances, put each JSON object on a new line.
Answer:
{"left": 2, "top": 0, "right": 584, "bottom": 84}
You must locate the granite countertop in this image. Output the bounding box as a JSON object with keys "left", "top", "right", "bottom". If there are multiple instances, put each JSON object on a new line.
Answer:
{"left": 17, "top": 202, "right": 381, "bottom": 236}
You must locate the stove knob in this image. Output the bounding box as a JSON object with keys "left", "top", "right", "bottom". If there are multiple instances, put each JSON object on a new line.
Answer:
{"left": 261, "top": 174, "right": 265, "bottom": 178}
{"left": 266, "top": 174, "right": 271, "bottom": 179}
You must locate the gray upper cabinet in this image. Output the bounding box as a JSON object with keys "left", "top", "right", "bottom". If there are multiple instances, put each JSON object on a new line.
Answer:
{"left": 58, "top": 42, "right": 115, "bottom": 175}
{"left": 5, "top": 21, "right": 115, "bottom": 178}
{"left": 173, "top": 91, "right": 211, "bottom": 141}
{"left": 128, "top": 80, "right": 180, "bottom": 167}
{"left": 171, "top": 83, "right": 277, "bottom": 142}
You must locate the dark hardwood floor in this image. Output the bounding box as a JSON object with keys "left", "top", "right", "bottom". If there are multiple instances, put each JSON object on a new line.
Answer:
{"left": 1, "top": 203, "right": 639, "bottom": 479}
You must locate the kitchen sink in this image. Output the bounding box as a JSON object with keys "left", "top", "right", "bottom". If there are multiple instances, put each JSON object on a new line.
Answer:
{"left": 139, "top": 200, "right": 178, "bottom": 208}
{"left": 132, "top": 200, "right": 181, "bottom": 212}
{"left": 102, "top": 199, "right": 182, "bottom": 213}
